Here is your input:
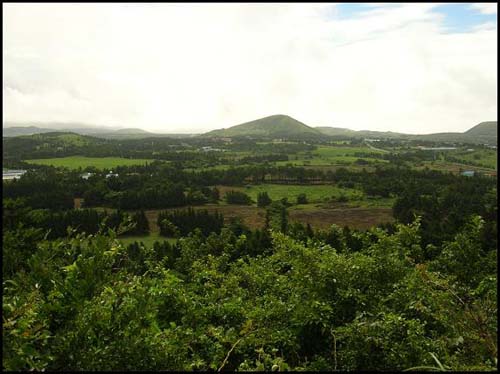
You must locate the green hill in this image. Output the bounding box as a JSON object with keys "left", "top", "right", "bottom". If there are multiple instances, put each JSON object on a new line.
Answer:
{"left": 463, "top": 121, "right": 497, "bottom": 143}
{"left": 465, "top": 121, "right": 497, "bottom": 136}
{"left": 2, "top": 132, "right": 109, "bottom": 161}
{"left": 204, "top": 115, "right": 323, "bottom": 139}
{"left": 415, "top": 121, "right": 497, "bottom": 144}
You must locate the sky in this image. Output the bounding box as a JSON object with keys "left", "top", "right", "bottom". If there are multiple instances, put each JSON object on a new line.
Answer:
{"left": 2, "top": 3, "right": 498, "bottom": 134}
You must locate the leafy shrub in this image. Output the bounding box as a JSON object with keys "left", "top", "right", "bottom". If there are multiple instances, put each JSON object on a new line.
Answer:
{"left": 225, "top": 191, "right": 253, "bottom": 205}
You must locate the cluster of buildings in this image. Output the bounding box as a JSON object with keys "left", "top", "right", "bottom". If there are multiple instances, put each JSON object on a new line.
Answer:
{"left": 200, "top": 146, "right": 223, "bottom": 152}
{"left": 80, "top": 171, "right": 119, "bottom": 179}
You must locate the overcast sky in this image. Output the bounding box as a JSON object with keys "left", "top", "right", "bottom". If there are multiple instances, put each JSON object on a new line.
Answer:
{"left": 3, "top": 3, "right": 497, "bottom": 134}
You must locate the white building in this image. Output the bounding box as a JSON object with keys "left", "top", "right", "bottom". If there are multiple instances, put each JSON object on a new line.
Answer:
{"left": 81, "top": 172, "right": 93, "bottom": 180}
{"left": 105, "top": 171, "right": 119, "bottom": 178}
{"left": 3, "top": 169, "right": 27, "bottom": 181}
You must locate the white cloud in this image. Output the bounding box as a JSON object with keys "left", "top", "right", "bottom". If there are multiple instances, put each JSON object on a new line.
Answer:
{"left": 470, "top": 3, "right": 497, "bottom": 15}
{"left": 2, "top": 3, "right": 497, "bottom": 134}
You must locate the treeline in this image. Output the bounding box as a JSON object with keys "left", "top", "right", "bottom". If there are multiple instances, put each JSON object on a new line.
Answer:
{"left": 393, "top": 178, "right": 497, "bottom": 248}
{"left": 3, "top": 199, "right": 149, "bottom": 239}
{"left": 3, "top": 133, "right": 318, "bottom": 162}
{"left": 158, "top": 208, "right": 224, "bottom": 237}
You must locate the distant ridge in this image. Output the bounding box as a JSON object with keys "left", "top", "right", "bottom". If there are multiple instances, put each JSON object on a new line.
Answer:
{"left": 3, "top": 126, "right": 59, "bottom": 137}
{"left": 203, "top": 115, "right": 496, "bottom": 144}
{"left": 204, "top": 114, "right": 322, "bottom": 139}
{"left": 315, "top": 121, "right": 497, "bottom": 145}
{"left": 4, "top": 119, "right": 497, "bottom": 144}
{"left": 2, "top": 123, "right": 192, "bottom": 139}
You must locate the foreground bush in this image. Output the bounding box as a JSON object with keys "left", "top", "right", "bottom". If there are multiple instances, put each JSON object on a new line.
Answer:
{"left": 2, "top": 217, "right": 497, "bottom": 371}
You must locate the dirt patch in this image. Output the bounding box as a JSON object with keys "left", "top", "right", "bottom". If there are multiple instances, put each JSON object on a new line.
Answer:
{"left": 145, "top": 205, "right": 393, "bottom": 232}
{"left": 289, "top": 207, "right": 394, "bottom": 230}
{"left": 146, "top": 204, "right": 267, "bottom": 231}
{"left": 74, "top": 198, "right": 83, "bottom": 209}
{"left": 145, "top": 210, "right": 161, "bottom": 233}
{"left": 215, "top": 185, "right": 246, "bottom": 197}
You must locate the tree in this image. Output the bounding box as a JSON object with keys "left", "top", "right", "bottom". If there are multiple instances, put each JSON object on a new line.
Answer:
{"left": 296, "top": 193, "right": 308, "bottom": 204}
{"left": 130, "top": 210, "right": 150, "bottom": 235}
{"left": 257, "top": 192, "right": 272, "bottom": 207}
{"left": 225, "top": 190, "right": 253, "bottom": 205}
{"left": 158, "top": 218, "right": 180, "bottom": 237}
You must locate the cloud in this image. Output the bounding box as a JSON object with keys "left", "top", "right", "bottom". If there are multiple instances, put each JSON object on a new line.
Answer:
{"left": 2, "top": 3, "right": 497, "bottom": 134}
{"left": 470, "top": 3, "right": 497, "bottom": 15}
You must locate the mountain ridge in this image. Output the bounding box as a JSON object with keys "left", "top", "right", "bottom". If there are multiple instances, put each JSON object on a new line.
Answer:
{"left": 3, "top": 118, "right": 497, "bottom": 144}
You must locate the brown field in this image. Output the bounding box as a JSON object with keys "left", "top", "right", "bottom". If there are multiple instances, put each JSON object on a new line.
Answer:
{"left": 145, "top": 205, "right": 266, "bottom": 233}
{"left": 289, "top": 206, "right": 394, "bottom": 230}
{"left": 81, "top": 200, "right": 394, "bottom": 232}
{"left": 145, "top": 204, "right": 393, "bottom": 232}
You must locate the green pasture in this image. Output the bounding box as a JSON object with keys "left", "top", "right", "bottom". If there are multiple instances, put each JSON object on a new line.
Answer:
{"left": 271, "top": 145, "right": 388, "bottom": 167}
{"left": 313, "top": 145, "right": 385, "bottom": 157}
{"left": 25, "top": 156, "right": 154, "bottom": 170}
{"left": 449, "top": 149, "right": 497, "bottom": 169}
{"left": 235, "top": 184, "right": 364, "bottom": 203}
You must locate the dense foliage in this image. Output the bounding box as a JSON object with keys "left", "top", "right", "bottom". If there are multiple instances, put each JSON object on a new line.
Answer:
{"left": 225, "top": 190, "right": 253, "bottom": 205}
{"left": 2, "top": 214, "right": 497, "bottom": 371}
{"left": 158, "top": 208, "right": 224, "bottom": 237}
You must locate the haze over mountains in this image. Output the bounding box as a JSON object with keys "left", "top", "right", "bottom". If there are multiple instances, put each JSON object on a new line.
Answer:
{"left": 2, "top": 123, "right": 194, "bottom": 139}
{"left": 3, "top": 115, "right": 497, "bottom": 145}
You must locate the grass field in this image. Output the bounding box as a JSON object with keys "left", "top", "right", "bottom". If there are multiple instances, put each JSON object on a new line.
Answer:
{"left": 272, "top": 145, "right": 388, "bottom": 167}
{"left": 448, "top": 149, "right": 497, "bottom": 169}
{"left": 313, "top": 145, "right": 386, "bottom": 157}
{"left": 25, "top": 156, "right": 154, "bottom": 170}
{"left": 418, "top": 161, "right": 496, "bottom": 174}
{"left": 229, "top": 184, "right": 364, "bottom": 203}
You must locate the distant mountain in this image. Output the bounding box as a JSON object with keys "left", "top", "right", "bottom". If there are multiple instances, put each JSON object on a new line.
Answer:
{"left": 3, "top": 126, "right": 59, "bottom": 137}
{"left": 112, "top": 128, "right": 151, "bottom": 134}
{"left": 3, "top": 123, "right": 194, "bottom": 139}
{"left": 204, "top": 114, "right": 322, "bottom": 139}
{"left": 316, "top": 121, "right": 497, "bottom": 145}
{"left": 465, "top": 121, "right": 497, "bottom": 136}
{"left": 204, "top": 115, "right": 496, "bottom": 144}
{"left": 3, "top": 122, "right": 121, "bottom": 137}
{"left": 315, "top": 127, "right": 408, "bottom": 139}
{"left": 4, "top": 118, "right": 496, "bottom": 144}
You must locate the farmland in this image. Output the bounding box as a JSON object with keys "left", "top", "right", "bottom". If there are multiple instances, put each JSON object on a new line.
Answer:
{"left": 217, "top": 184, "right": 365, "bottom": 204}
{"left": 25, "top": 156, "right": 154, "bottom": 170}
